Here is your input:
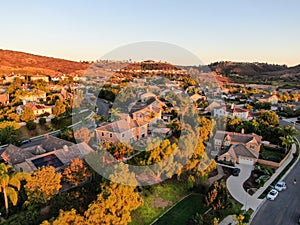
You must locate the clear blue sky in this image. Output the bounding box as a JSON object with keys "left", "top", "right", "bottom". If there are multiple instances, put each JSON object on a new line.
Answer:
{"left": 1, "top": 0, "right": 299, "bottom": 66}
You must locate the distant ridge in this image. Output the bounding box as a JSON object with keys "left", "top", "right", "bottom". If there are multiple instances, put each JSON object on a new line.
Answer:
{"left": 208, "top": 61, "right": 300, "bottom": 84}
{"left": 0, "top": 49, "right": 89, "bottom": 76}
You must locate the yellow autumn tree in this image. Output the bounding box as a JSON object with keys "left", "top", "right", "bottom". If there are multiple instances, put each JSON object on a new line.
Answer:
{"left": 85, "top": 182, "right": 144, "bottom": 225}
{"left": 62, "top": 158, "right": 91, "bottom": 186}
{"left": 41, "top": 209, "right": 86, "bottom": 225}
{"left": 25, "top": 166, "right": 62, "bottom": 205}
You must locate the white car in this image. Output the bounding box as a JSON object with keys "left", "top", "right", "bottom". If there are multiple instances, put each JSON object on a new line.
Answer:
{"left": 275, "top": 181, "right": 287, "bottom": 192}
{"left": 267, "top": 189, "right": 279, "bottom": 200}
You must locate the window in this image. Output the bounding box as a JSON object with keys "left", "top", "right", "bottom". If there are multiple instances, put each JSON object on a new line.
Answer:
{"left": 110, "top": 133, "right": 112, "bottom": 138}
{"left": 102, "top": 132, "right": 104, "bottom": 136}
{"left": 122, "top": 133, "right": 125, "bottom": 138}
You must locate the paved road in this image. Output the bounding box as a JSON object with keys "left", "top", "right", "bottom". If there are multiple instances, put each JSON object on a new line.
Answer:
{"left": 251, "top": 120, "right": 300, "bottom": 225}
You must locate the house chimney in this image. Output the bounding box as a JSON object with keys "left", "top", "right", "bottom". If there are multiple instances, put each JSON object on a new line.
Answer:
{"left": 241, "top": 128, "right": 244, "bottom": 134}
{"left": 63, "top": 145, "right": 69, "bottom": 151}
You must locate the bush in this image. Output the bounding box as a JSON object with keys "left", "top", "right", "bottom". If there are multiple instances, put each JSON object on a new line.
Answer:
{"left": 39, "top": 117, "right": 46, "bottom": 125}
{"left": 26, "top": 121, "right": 37, "bottom": 130}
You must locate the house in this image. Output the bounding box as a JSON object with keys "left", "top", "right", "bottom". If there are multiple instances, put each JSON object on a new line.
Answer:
{"left": 96, "top": 97, "right": 166, "bottom": 144}
{"left": 20, "top": 90, "right": 47, "bottom": 102}
{"left": 205, "top": 100, "right": 222, "bottom": 112}
{"left": 0, "top": 93, "right": 9, "bottom": 105}
{"left": 95, "top": 117, "right": 148, "bottom": 144}
{"left": 16, "top": 102, "right": 53, "bottom": 116}
{"left": 213, "top": 104, "right": 250, "bottom": 120}
{"left": 3, "top": 74, "right": 25, "bottom": 84}
{"left": 257, "top": 94, "right": 278, "bottom": 105}
{"left": 189, "top": 93, "right": 207, "bottom": 103}
{"left": 30, "top": 75, "right": 49, "bottom": 83}
{"left": 1, "top": 137, "right": 94, "bottom": 173}
{"left": 213, "top": 130, "right": 262, "bottom": 165}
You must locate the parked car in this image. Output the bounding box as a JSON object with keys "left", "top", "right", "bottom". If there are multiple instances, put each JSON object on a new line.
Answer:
{"left": 232, "top": 168, "right": 241, "bottom": 176}
{"left": 267, "top": 189, "right": 279, "bottom": 200}
{"left": 275, "top": 181, "right": 287, "bottom": 191}
{"left": 20, "top": 139, "right": 31, "bottom": 145}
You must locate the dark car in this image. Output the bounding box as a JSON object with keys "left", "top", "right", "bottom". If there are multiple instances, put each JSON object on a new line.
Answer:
{"left": 20, "top": 139, "right": 31, "bottom": 145}
{"left": 232, "top": 168, "right": 241, "bottom": 176}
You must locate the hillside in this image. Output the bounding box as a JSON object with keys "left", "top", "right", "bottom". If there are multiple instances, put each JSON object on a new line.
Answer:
{"left": 208, "top": 61, "right": 300, "bottom": 85}
{"left": 0, "top": 49, "right": 90, "bottom": 76}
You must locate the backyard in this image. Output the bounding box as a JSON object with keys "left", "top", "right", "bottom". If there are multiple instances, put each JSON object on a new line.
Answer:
{"left": 153, "top": 194, "right": 207, "bottom": 225}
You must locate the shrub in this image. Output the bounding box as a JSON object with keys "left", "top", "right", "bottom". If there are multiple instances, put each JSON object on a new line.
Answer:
{"left": 26, "top": 121, "right": 37, "bottom": 130}
{"left": 39, "top": 117, "right": 46, "bottom": 125}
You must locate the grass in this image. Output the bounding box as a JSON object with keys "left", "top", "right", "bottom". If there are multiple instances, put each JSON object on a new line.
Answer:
{"left": 129, "top": 180, "right": 189, "bottom": 225}
{"left": 18, "top": 124, "right": 49, "bottom": 140}
{"left": 153, "top": 194, "right": 208, "bottom": 225}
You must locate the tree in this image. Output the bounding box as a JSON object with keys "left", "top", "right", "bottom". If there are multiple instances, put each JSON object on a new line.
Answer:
{"left": 39, "top": 117, "right": 46, "bottom": 126}
{"left": 26, "top": 121, "right": 37, "bottom": 130}
{"left": 60, "top": 128, "right": 75, "bottom": 142}
{"left": 74, "top": 128, "right": 94, "bottom": 144}
{"left": 62, "top": 158, "right": 91, "bottom": 186}
{"left": 21, "top": 106, "right": 35, "bottom": 122}
{"left": 84, "top": 182, "right": 143, "bottom": 225}
{"left": 41, "top": 209, "right": 86, "bottom": 225}
{"left": 73, "top": 90, "right": 84, "bottom": 109}
{"left": 233, "top": 214, "right": 247, "bottom": 225}
{"left": 0, "top": 126, "right": 20, "bottom": 145}
{"left": 205, "top": 181, "right": 229, "bottom": 211}
{"left": 53, "top": 99, "right": 66, "bottom": 117}
{"left": 280, "top": 136, "right": 296, "bottom": 154}
{"left": 259, "top": 111, "right": 279, "bottom": 126}
{"left": 0, "top": 164, "right": 29, "bottom": 217}
{"left": 25, "top": 166, "right": 62, "bottom": 205}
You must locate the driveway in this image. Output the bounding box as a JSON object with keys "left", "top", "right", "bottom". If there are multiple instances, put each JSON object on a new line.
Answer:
{"left": 226, "top": 164, "right": 263, "bottom": 210}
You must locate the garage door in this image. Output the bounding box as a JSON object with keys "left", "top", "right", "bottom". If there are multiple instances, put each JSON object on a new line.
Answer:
{"left": 238, "top": 157, "right": 254, "bottom": 165}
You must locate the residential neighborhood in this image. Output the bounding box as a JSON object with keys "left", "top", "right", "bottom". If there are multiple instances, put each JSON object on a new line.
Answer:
{"left": 0, "top": 1, "right": 300, "bottom": 224}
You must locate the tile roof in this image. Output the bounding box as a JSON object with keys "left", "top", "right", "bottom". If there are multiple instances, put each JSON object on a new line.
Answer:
{"left": 214, "top": 130, "right": 262, "bottom": 145}
{"left": 232, "top": 144, "right": 259, "bottom": 159}
{"left": 41, "top": 135, "right": 74, "bottom": 152}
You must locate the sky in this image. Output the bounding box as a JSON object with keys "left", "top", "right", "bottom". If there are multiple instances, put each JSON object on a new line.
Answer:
{"left": 1, "top": 0, "right": 300, "bottom": 66}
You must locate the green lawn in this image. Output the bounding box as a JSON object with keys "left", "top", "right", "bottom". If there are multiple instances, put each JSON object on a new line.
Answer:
{"left": 130, "top": 180, "right": 189, "bottom": 225}
{"left": 153, "top": 194, "right": 208, "bottom": 225}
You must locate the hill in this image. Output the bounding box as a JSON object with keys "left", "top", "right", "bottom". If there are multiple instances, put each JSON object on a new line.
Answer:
{"left": 0, "top": 49, "right": 90, "bottom": 76}
{"left": 208, "top": 61, "right": 300, "bottom": 85}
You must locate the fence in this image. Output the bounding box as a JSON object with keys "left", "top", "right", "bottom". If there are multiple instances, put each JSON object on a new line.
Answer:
{"left": 257, "top": 148, "right": 292, "bottom": 169}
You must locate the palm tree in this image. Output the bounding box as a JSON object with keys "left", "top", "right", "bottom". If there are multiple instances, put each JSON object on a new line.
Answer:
{"left": 281, "top": 126, "right": 299, "bottom": 138}
{"left": 280, "top": 126, "right": 299, "bottom": 154}
{"left": 280, "top": 136, "right": 296, "bottom": 154}
{"left": 0, "top": 164, "right": 29, "bottom": 217}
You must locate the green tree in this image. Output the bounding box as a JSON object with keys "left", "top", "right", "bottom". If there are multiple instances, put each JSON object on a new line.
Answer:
{"left": 26, "top": 121, "right": 37, "bottom": 130}
{"left": 0, "top": 164, "right": 29, "bottom": 217}
{"left": 0, "top": 121, "right": 20, "bottom": 145}
{"left": 39, "top": 117, "right": 46, "bottom": 126}
{"left": 53, "top": 99, "right": 66, "bottom": 117}
{"left": 21, "top": 106, "right": 35, "bottom": 122}
{"left": 25, "top": 166, "right": 62, "bottom": 205}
